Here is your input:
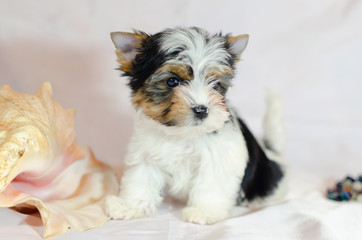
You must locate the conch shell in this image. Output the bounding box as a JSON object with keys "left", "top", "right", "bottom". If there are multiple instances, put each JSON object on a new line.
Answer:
{"left": 0, "top": 82, "right": 119, "bottom": 238}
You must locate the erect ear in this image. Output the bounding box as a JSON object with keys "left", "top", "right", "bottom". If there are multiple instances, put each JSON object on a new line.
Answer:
{"left": 110, "top": 31, "right": 148, "bottom": 72}
{"left": 227, "top": 34, "right": 249, "bottom": 61}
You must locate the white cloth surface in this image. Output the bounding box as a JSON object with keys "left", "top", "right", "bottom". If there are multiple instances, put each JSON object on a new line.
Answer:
{"left": 0, "top": 0, "right": 362, "bottom": 239}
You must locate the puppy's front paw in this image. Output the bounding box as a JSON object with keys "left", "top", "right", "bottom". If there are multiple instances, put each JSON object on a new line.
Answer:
{"left": 182, "top": 206, "right": 228, "bottom": 225}
{"left": 105, "top": 195, "right": 154, "bottom": 220}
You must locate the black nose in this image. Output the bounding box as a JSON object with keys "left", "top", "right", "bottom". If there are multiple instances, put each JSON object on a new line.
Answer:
{"left": 192, "top": 105, "right": 208, "bottom": 120}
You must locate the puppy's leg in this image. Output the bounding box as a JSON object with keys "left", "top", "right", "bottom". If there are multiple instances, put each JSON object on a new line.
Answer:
{"left": 106, "top": 163, "right": 165, "bottom": 220}
{"left": 182, "top": 155, "right": 242, "bottom": 225}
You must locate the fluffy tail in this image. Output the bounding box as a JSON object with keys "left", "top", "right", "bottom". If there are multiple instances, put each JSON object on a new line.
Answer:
{"left": 263, "top": 91, "right": 286, "bottom": 156}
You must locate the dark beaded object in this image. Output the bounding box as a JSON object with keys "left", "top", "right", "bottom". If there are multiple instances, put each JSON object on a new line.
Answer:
{"left": 327, "top": 175, "right": 362, "bottom": 202}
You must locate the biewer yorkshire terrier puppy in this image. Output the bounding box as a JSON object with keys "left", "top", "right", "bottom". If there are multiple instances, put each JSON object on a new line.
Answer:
{"left": 106, "top": 27, "right": 286, "bottom": 224}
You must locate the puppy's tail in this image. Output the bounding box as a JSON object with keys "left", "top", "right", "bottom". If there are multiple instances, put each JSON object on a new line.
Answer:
{"left": 263, "top": 91, "right": 286, "bottom": 157}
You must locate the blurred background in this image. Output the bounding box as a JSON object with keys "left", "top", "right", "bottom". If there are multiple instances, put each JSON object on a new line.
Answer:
{"left": 1, "top": 0, "right": 361, "bottom": 177}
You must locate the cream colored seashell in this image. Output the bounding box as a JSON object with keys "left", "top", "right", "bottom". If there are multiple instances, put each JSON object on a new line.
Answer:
{"left": 0, "top": 82, "right": 119, "bottom": 238}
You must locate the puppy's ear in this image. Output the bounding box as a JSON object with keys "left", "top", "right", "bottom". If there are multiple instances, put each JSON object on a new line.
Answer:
{"left": 110, "top": 31, "right": 148, "bottom": 72}
{"left": 227, "top": 34, "right": 249, "bottom": 61}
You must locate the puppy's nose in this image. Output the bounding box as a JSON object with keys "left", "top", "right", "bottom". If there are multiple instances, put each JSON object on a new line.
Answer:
{"left": 192, "top": 105, "right": 208, "bottom": 120}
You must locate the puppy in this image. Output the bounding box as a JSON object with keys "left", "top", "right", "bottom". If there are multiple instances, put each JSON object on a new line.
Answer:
{"left": 106, "top": 27, "right": 286, "bottom": 224}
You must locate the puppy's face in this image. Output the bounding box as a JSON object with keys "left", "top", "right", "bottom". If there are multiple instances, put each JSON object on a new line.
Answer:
{"left": 111, "top": 27, "right": 248, "bottom": 134}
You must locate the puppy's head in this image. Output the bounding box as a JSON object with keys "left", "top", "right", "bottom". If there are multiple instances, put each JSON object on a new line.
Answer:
{"left": 111, "top": 27, "right": 248, "bottom": 135}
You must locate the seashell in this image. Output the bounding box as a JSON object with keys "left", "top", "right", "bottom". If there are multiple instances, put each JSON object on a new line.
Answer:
{"left": 0, "top": 82, "right": 119, "bottom": 238}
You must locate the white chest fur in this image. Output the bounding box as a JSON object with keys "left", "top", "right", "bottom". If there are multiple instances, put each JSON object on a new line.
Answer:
{"left": 124, "top": 111, "right": 248, "bottom": 201}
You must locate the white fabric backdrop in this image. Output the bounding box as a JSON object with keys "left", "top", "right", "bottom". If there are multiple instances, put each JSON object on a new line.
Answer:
{"left": 0, "top": 0, "right": 361, "bottom": 239}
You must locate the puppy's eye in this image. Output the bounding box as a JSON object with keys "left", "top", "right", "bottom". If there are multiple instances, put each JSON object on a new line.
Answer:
{"left": 213, "top": 83, "right": 219, "bottom": 90}
{"left": 165, "top": 77, "right": 180, "bottom": 88}
{"left": 211, "top": 81, "right": 220, "bottom": 90}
